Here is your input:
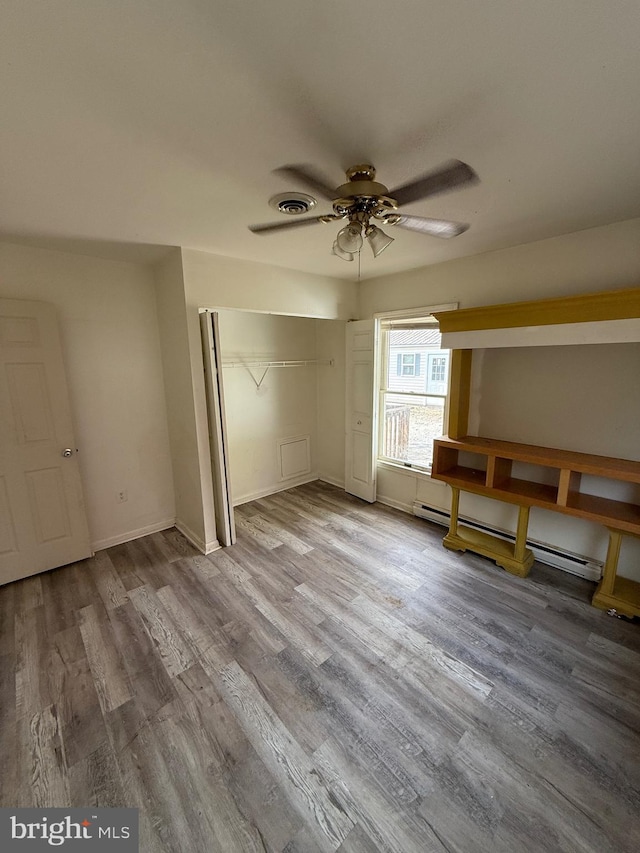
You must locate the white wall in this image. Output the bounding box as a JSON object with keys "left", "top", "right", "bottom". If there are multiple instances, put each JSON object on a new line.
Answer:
{"left": 472, "top": 343, "right": 640, "bottom": 460}
{"left": 182, "top": 249, "right": 357, "bottom": 320}
{"left": 359, "top": 217, "right": 640, "bottom": 317}
{"left": 154, "top": 249, "right": 215, "bottom": 551}
{"left": 359, "top": 217, "right": 640, "bottom": 579}
{"left": 217, "top": 310, "right": 320, "bottom": 504}
{"left": 0, "top": 240, "right": 175, "bottom": 550}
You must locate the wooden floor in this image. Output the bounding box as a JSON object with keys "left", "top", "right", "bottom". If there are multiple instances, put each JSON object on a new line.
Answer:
{"left": 1, "top": 482, "right": 639, "bottom": 852}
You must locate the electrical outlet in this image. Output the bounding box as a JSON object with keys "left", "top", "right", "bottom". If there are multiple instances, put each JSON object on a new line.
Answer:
{"left": 117, "top": 490, "right": 128, "bottom": 503}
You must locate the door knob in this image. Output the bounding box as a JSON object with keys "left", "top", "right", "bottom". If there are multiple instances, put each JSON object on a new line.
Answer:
{"left": 61, "top": 448, "right": 74, "bottom": 457}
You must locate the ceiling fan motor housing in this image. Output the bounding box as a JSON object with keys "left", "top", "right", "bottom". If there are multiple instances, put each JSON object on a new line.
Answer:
{"left": 332, "top": 164, "right": 399, "bottom": 221}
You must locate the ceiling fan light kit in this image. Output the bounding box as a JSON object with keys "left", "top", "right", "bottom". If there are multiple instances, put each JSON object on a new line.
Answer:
{"left": 366, "top": 224, "right": 394, "bottom": 258}
{"left": 250, "top": 159, "right": 479, "bottom": 262}
{"left": 331, "top": 241, "right": 354, "bottom": 262}
{"left": 336, "top": 221, "right": 364, "bottom": 254}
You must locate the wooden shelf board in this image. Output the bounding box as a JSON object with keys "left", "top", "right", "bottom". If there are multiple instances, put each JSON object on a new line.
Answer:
{"left": 431, "top": 473, "right": 559, "bottom": 512}
{"left": 432, "top": 470, "right": 640, "bottom": 535}
{"left": 493, "top": 478, "right": 558, "bottom": 506}
{"left": 434, "top": 436, "right": 640, "bottom": 483}
{"left": 565, "top": 492, "right": 640, "bottom": 536}
{"left": 433, "top": 465, "right": 486, "bottom": 488}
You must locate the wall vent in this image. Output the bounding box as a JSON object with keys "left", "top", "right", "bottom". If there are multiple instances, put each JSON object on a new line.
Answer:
{"left": 413, "top": 501, "right": 603, "bottom": 582}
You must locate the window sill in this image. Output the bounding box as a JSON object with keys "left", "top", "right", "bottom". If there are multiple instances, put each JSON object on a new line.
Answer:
{"left": 377, "top": 459, "right": 443, "bottom": 482}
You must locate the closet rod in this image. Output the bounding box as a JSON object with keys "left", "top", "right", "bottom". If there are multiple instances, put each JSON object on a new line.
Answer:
{"left": 222, "top": 358, "right": 334, "bottom": 368}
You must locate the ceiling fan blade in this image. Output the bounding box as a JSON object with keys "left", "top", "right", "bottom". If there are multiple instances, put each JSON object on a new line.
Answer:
{"left": 249, "top": 216, "right": 326, "bottom": 234}
{"left": 273, "top": 164, "right": 337, "bottom": 201}
{"left": 393, "top": 215, "right": 470, "bottom": 238}
{"left": 390, "top": 160, "right": 479, "bottom": 207}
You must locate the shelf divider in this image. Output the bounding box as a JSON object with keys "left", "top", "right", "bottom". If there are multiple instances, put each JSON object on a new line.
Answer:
{"left": 486, "top": 456, "right": 512, "bottom": 488}
{"left": 558, "top": 468, "right": 581, "bottom": 507}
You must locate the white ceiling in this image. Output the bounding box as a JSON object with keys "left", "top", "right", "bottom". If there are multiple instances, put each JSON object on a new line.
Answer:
{"left": 2, "top": 1, "right": 639, "bottom": 280}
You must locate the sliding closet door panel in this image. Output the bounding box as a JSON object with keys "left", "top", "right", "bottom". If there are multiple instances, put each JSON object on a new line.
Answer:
{"left": 200, "top": 311, "right": 235, "bottom": 546}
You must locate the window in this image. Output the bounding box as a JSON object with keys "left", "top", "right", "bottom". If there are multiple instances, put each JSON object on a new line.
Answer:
{"left": 378, "top": 316, "right": 450, "bottom": 471}
{"left": 396, "top": 353, "right": 420, "bottom": 376}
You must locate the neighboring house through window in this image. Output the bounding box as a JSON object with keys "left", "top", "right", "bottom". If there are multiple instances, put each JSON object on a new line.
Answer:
{"left": 378, "top": 310, "right": 452, "bottom": 471}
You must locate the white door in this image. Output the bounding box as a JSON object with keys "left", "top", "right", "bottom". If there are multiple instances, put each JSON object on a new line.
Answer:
{"left": 426, "top": 351, "right": 449, "bottom": 396}
{"left": 345, "top": 319, "right": 377, "bottom": 502}
{"left": 0, "top": 298, "right": 91, "bottom": 585}
{"left": 200, "top": 311, "right": 235, "bottom": 546}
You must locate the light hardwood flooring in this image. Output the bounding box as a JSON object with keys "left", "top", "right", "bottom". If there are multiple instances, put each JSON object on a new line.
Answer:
{"left": 1, "top": 481, "right": 640, "bottom": 852}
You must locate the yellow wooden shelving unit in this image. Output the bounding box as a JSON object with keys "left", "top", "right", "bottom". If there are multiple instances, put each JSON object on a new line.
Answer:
{"left": 432, "top": 287, "right": 640, "bottom": 617}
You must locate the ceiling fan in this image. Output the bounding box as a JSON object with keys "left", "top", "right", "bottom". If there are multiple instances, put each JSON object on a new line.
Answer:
{"left": 249, "top": 159, "right": 479, "bottom": 261}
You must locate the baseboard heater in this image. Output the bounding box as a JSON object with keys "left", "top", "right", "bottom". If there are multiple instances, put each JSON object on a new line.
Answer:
{"left": 413, "top": 502, "right": 603, "bottom": 582}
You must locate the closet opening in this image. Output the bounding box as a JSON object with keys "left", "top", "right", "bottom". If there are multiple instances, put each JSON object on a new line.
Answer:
{"left": 200, "top": 308, "right": 345, "bottom": 545}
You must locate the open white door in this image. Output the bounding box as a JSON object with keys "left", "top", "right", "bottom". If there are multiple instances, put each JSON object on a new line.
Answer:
{"left": 200, "top": 311, "right": 236, "bottom": 546}
{"left": 345, "top": 319, "right": 378, "bottom": 502}
{"left": 0, "top": 298, "right": 91, "bottom": 585}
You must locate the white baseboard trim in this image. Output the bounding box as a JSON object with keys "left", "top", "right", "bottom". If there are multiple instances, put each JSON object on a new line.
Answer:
{"left": 317, "top": 474, "right": 345, "bottom": 489}
{"left": 376, "top": 494, "right": 415, "bottom": 515}
{"left": 175, "top": 520, "right": 220, "bottom": 555}
{"left": 233, "top": 473, "right": 319, "bottom": 507}
{"left": 92, "top": 517, "right": 176, "bottom": 552}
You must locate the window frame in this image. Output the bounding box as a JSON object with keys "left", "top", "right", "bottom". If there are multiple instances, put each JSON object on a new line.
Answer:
{"left": 374, "top": 303, "right": 457, "bottom": 475}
